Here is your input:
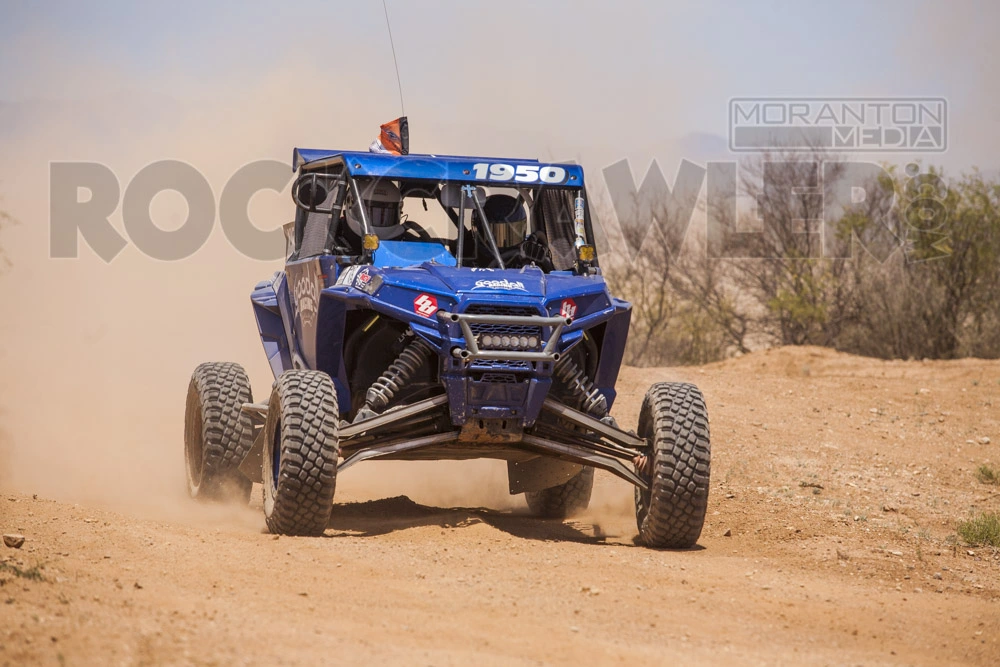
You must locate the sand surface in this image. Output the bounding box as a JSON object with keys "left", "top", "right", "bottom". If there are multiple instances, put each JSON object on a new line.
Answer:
{"left": 2, "top": 346, "right": 998, "bottom": 665}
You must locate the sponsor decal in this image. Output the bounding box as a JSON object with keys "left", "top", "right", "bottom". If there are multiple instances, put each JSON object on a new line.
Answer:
{"left": 559, "top": 298, "right": 577, "bottom": 319}
{"left": 336, "top": 265, "right": 362, "bottom": 286}
{"left": 473, "top": 279, "right": 526, "bottom": 291}
{"left": 291, "top": 272, "right": 320, "bottom": 328}
{"left": 413, "top": 293, "right": 438, "bottom": 317}
{"left": 353, "top": 267, "right": 382, "bottom": 295}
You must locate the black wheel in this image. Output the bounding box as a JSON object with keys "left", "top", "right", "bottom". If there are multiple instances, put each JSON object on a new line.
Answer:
{"left": 184, "top": 362, "right": 253, "bottom": 503}
{"left": 262, "top": 371, "right": 340, "bottom": 536}
{"left": 525, "top": 466, "right": 594, "bottom": 518}
{"left": 635, "top": 382, "right": 711, "bottom": 548}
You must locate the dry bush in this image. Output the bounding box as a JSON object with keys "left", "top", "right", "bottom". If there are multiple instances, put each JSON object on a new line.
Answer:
{"left": 837, "top": 168, "right": 1000, "bottom": 359}
{"left": 957, "top": 512, "right": 1000, "bottom": 548}
{"left": 598, "top": 152, "right": 1000, "bottom": 365}
{"left": 726, "top": 151, "right": 853, "bottom": 347}
{"left": 976, "top": 464, "right": 999, "bottom": 486}
{"left": 597, "top": 180, "right": 747, "bottom": 366}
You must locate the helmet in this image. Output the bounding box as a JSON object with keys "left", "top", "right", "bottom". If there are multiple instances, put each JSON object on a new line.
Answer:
{"left": 477, "top": 194, "right": 527, "bottom": 248}
{"left": 346, "top": 179, "right": 404, "bottom": 240}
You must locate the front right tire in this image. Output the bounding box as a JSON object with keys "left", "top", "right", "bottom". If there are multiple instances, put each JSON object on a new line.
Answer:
{"left": 262, "top": 371, "right": 340, "bottom": 536}
{"left": 184, "top": 362, "right": 253, "bottom": 503}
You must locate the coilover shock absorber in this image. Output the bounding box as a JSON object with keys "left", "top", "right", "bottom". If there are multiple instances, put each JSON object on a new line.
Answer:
{"left": 363, "top": 335, "right": 434, "bottom": 414}
{"left": 553, "top": 354, "right": 608, "bottom": 418}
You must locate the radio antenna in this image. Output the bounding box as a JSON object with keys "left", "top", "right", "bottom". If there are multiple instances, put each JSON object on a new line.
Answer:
{"left": 382, "top": 0, "right": 405, "bottom": 116}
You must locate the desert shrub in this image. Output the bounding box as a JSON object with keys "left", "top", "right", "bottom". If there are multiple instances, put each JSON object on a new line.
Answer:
{"left": 957, "top": 512, "right": 1000, "bottom": 548}
{"left": 598, "top": 178, "right": 746, "bottom": 366}
{"left": 975, "top": 464, "right": 999, "bottom": 486}
{"left": 598, "top": 157, "right": 1000, "bottom": 365}
{"left": 837, "top": 168, "right": 1000, "bottom": 359}
{"left": 0, "top": 561, "right": 46, "bottom": 582}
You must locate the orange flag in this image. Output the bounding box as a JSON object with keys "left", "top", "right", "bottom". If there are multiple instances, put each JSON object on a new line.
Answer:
{"left": 369, "top": 116, "right": 409, "bottom": 155}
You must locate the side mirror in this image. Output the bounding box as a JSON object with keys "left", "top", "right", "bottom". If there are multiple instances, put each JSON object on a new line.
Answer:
{"left": 439, "top": 183, "right": 486, "bottom": 208}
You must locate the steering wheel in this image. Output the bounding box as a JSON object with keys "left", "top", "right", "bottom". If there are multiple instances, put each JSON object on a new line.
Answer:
{"left": 488, "top": 246, "right": 524, "bottom": 269}
{"left": 487, "top": 233, "right": 553, "bottom": 270}
{"left": 402, "top": 220, "right": 432, "bottom": 241}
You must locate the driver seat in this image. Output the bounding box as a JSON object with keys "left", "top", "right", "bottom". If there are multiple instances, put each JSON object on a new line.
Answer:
{"left": 478, "top": 194, "right": 527, "bottom": 249}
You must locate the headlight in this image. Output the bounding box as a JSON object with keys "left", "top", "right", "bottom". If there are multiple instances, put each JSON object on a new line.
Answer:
{"left": 477, "top": 331, "right": 543, "bottom": 350}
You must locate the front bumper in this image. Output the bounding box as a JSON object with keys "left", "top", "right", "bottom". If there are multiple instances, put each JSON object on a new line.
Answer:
{"left": 437, "top": 310, "right": 571, "bottom": 362}
{"left": 436, "top": 309, "right": 573, "bottom": 428}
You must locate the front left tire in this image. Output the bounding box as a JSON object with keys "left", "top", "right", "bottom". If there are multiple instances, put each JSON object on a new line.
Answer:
{"left": 525, "top": 467, "right": 595, "bottom": 518}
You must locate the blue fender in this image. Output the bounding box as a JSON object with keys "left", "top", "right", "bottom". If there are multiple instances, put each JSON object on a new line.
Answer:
{"left": 251, "top": 273, "right": 294, "bottom": 379}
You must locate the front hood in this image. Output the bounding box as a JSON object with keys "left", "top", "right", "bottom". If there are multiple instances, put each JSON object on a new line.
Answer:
{"left": 423, "top": 265, "right": 547, "bottom": 296}
{"left": 376, "top": 264, "right": 609, "bottom": 302}
{"left": 375, "top": 264, "right": 550, "bottom": 297}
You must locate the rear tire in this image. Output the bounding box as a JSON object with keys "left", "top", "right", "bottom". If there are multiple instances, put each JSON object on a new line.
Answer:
{"left": 262, "top": 371, "right": 340, "bottom": 536}
{"left": 635, "top": 382, "right": 711, "bottom": 548}
{"left": 525, "top": 466, "right": 594, "bottom": 518}
{"left": 184, "top": 362, "right": 253, "bottom": 503}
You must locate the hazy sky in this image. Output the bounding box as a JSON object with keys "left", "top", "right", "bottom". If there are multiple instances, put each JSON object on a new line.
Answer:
{"left": 2, "top": 0, "right": 998, "bottom": 172}
{"left": 0, "top": 1, "right": 998, "bottom": 501}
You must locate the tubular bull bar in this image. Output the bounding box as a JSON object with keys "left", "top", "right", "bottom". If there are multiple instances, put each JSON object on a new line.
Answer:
{"left": 436, "top": 310, "right": 570, "bottom": 362}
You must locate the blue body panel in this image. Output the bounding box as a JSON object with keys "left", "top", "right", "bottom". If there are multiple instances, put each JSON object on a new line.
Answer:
{"left": 250, "top": 274, "right": 292, "bottom": 379}
{"left": 373, "top": 240, "right": 456, "bottom": 268}
{"left": 319, "top": 263, "right": 618, "bottom": 424}
{"left": 253, "top": 262, "right": 628, "bottom": 427}
{"left": 251, "top": 150, "right": 630, "bottom": 435}
{"left": 292, "top": 149, "right": 585, "bottom": 187}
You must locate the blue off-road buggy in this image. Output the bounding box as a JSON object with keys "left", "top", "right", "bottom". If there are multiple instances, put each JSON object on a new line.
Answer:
{"left": 183, "top": 148, "right": 711, "bottom": 548}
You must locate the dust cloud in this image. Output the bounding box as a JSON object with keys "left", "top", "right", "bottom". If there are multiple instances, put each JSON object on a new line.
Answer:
{"left": 336, "top": 460, "right": 521, "bottom": 511}
{"left": 0, "top": 60, "right": 525, "bottom": 524}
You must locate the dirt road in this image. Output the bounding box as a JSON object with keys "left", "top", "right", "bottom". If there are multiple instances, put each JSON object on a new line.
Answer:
{"left": 2, "top": 347, "right": 998, "bottom": 665}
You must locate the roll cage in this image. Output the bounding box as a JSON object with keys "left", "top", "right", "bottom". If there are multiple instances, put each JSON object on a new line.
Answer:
{"left": 285, "top": 151, "right": 599, "bottom": 273}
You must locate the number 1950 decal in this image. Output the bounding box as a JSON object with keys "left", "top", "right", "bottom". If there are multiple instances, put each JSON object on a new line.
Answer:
{"left": 471, "top": 163, "right": 567, "bottom": 184}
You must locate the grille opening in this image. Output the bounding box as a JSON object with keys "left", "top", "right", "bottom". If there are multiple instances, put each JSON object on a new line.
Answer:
{"left": 464, "top": 304, "right": 541, "bottom": 317}
{"left": 470, "top": 359, "right": 532, "bottom": 371}
{"left": 474, "top": 372, "right": 518, "bottom": 384}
